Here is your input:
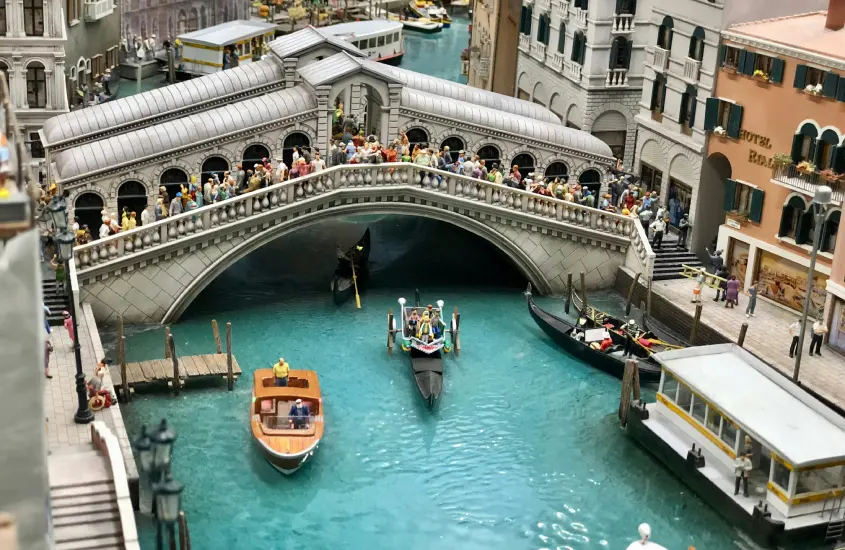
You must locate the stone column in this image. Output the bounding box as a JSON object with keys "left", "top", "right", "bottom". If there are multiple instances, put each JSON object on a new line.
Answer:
{"left": 282, "top": 58, "right": 297, "bottom": 88}
{"left": 42, "top": 0, "right": 51, "bottom": 38}
{"left": 54, "top": 56, "right": 67, "bottom": 111}
{"left": 14, "top": 0, "right": 24, "bottom": 37}
{"left": 44, "top": 67, "right": 53, "bottom": 109}
{"left": 386, "top": 83, "right": 402, "bottom": 141}
{"left": 342, "top": 85, "right": 351, "bottom": 114}
{"left": 12, "top": 57, "right": 23, "bottom": 109}
{"left": 315, "top": 85, "right": 331, "bottom": 154}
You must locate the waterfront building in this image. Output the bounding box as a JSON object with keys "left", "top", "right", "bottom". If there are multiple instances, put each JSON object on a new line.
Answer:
{"left": 120, "top": 0, "right": 249, "bottom": 45}
{"left": 63, "top": 0, "right": 121, "bottom": 112}
{"left": 634, "top": 0, "right": 828, "bottom": 250}
{"left": 467, "top": 0, "right": 520, "bottom": 95}
{"left": 703, "top": 5, "right": 845, "bottom": 350}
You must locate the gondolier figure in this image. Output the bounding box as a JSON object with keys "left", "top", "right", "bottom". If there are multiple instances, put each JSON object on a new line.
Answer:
{"left": 273, "top": 358, "right": 290, "bottom": 387}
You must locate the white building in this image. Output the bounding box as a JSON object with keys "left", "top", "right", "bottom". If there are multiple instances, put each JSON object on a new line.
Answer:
{"left": 515, "top": 0, "right": 651, "bottom": 169}
{"left": 0, "top": 0, "right": 68, "bottom": 174}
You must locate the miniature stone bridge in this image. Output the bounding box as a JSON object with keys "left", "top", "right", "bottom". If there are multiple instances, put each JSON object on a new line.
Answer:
{"left": 72, "top": 163, "right": 654, "bottom": 325}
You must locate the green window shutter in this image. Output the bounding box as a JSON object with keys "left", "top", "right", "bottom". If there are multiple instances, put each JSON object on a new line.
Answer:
{"left": 749, "top": 189, "right": 764, "bottom": 223}
{"left": 770, "top": 58, "right": 785, "bottom": 83}
{"left": 834, "top": 145, "right": 845, "bottom": 173}
{"left": 719, "top": 45, "right": 727, "bottom": 66}
{"left": 837, "top": 78, "right": 845, "bottom": 102}
{"left": 794, "top": 64, "right": 808, "bottom": 88}
{"left": 823, "top": 72, "right": 840, "bottom": 98}
{"left": 609, "top": 39, "right": 619, "bottom": 69}
{"left": 737, "top": 49, "right": 747, "bottom": 73}
{"left": 796, "top": 211, "right": 812, "bottom": 245}
{"left": 723, "top": 178, "right": 737, "bottom": 212}
{"left": 703, "top": 97, "right": 719, "bottom": 131}
{"left": 580, "top": 39, "right": 586, "bottom": 64}
{"left": 558, "top": 26, "right": 566, "bottom": 53}
{"left": 660, "top": 80, "right": 667, "bottom": 110}
{"left": 678, "top": 93, "right": 689, "bottom": 124}
{"left": 688, "top": 97, "right": 697, "bottom": 127}
{"left": 727, "top": 103, "right": 743, "bottom": 138}
{"left": 791, "top": 133, "right": 804, "bottom": 163}
{"left": 743, "top": 51, "right": 757, "bottom": 75}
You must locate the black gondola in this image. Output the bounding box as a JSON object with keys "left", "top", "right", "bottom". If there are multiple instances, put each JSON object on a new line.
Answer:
{"left": 574, "top": 302, "right": 686, "bottom": 359}
{"left": 409, "top": 350, "right": 443, "bottom": 408}
{"left": 524, "top": 285, "right": 661, "bottom": 382}
{"left": 331, "top": 228, "right": 371, "bottom": 305}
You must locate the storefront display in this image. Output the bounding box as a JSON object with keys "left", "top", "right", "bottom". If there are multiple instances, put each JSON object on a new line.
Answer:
{"left": 728, "top": 238, "right": 750, "bottom": 289}
{"left": 756, "top": 250, "right": 827, "bottom": 313}
{"left": 829, "top": 298, "right": 845, "bottom": 352}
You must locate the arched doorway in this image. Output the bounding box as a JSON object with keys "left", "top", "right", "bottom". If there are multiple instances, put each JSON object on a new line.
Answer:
{"left": 476, "top": 145, "right": 501, "bottom": 170}
{"left": 592, "top": 110, "right": 627, "bottom": 161}
{"left": 440, "top": 136, "right": 465, "bottom": 156}
{"left": 282, "top": 132, "right": 310, "bottom": 167}
{"left": 74, "top": 192, "right": 104, "bottom": 237}
{"left": 511, "top": 152, "right": 536, "bottom": 181}
{"left": 117, "top": 181, "right": 148, "bottom": 221}
{"left": 405, "top": 127, "right": 429, "bottom": 151}
{"left": 160, "top": 168, "right": 189, "bottom": 199}
{"left": 694, "top": 152, "right": 732, "bottom": 254}
{"left": 578, "top": 169, "right": 602, "bottom": 197}
{"left": 242, "top": 144, "right": 270, "bottom": 172}
{"left": 201, "top": 157, "right": 229, "bottom": 186}
{"left": 545, "top": 161, "right": 569, "bottom": 182}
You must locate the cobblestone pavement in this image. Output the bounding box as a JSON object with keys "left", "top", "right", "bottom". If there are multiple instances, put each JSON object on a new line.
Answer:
{"left": 654, "top": 277, "right": 845, "bottom": 409}
{"left": 45, "top": 303, "right": 138, "bottom": 482}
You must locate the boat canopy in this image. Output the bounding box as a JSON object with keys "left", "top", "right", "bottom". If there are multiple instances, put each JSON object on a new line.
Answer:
{"left": 653, "top": 344, "right": 845, "bottom": 469}
{"left": 178, "top": 20, "right": 278, "bottom": 47}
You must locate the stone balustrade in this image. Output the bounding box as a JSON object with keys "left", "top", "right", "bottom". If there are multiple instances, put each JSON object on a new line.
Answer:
{"left": 612, "top": 13, "right": 634, "bottom": 33}
{"left": 652, "top": 46, "right": 669, "bottom": 73}
{"left": 519, "top": 34, "right": 530, "bottom": 52}
{"left": 684, "top": 57, "right": 701, "bottom": 82}
{"left": 606, "top": 68, "right": 629, "bottom": 87}
{"left": 553, "top": 0, "right": 569, "bottom": 18}
{"left": 531, "top": 42, "right": 547, "bottom": 62}
{"left": 574, "top": 7, "right": 587, "bottom": 28}
{"left": 547, "top": 51, "right": 565, "bottom": 72}
{"left": 565, "top": 60, "right": 582, "bottom": 83}
{"left": 628, "top": 215, "right": 655, "bottom": 277}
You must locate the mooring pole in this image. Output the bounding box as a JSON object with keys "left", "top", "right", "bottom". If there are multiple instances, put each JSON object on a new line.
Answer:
{"left": 168, "top": 334, "right": 180, "bottom": 396}
{"left": 118, "top": 315, "right": 129, "bottom": 402}
{"left": 387, "top": 309, "right": 394, "bottom": 355}
{"left": 579, "top": 271, "right": 588, "bottom": 314}
{"left": 226, "top": 322, "right": 233, "bottom": 391}
{"left": 178, "top": 511, "right": 191, "bottom": 550}
{"left": 738, "top": 322, "right": 749, "bottom": 348}
{"left": 690, "top": 304, "right": 703, "bottom": 345}
{"left": 164, "top": 326, "right": 171, "bottom": 359}
{"left": 211, "top": 319, "right": 222, "bottom": 354}
{"left": 625, "top": 272, "right": 640, "bottom": 316}
{"left": 646, "top": 277, "right": 653, "bottom": 317}
{"left": 564, "top": 272, "right": 572, "bottom": 314}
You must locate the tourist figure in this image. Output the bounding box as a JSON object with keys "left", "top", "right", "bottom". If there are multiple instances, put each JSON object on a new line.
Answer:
{"left": 49, "top": 254, "right": 65, "bottom": 293}
{"left": 407, "top": 308, "right": 420, "bottom": 333}
{"left": 692, "top": 268, "right": 705, "bottom": 303}
{"left": 62, "top": 311, "right": 74, "bottom": 345}
{"left": 745, "top": 281, "right": 758, "bottom": 318}
{"left": 154, "top": 199, "right": 165, "bottom": 221}
{"left": 677, "top": 214, "right": 690, "bottom": 249}
{"left": 713, "top": 267, "right": 728, "bottom": 301}
{"left": 638, "top": 205, "right": 653, "bottom": 231}
{"left": 311, "top": 152, "right": 326, "bottom": 173}
{"left": 44, "top": 337, "right": 53, "bottom": 379}
{"left": 705, "top": 247, "right": 724, "bottom": 274}
{"left": 809, "top": 318, "right": 828, "bottom": 357}
{"left": 725, "top": 275, "right": 740, "bottom": 308}
{"left": 289, "top": 398, "right": 310, "bottom": 429}
{"left": 788, "top": 320, "right": 801, "bottom": 358}
{"left": 649, "top": 217, "right": 666, "bottom": 250}
{"left": 169, "top": 192, "right": 183, "bottom": 216}
{"left": 273, "top": 357, "right": 290, "bottom": 387}
{"left": 733, "top": 452, "right": 752, "bottom": 497}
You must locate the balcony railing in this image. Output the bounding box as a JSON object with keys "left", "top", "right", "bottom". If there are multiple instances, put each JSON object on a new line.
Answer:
{"left": 606, "top": 68, "right": 628, "bottom": 87}
{"left": 537, "top": 0, "right": 550, "bottom": 11}
{"left": 565, "top": 60, "right": 582, "bottom": 82}
{"left": 475, "top": 57, "right": 490, "bottom": 78}
{"left": 519, "top": 34, "right": 530, "bottom": 53}
{"left": 531, "top": 42, "right": 547, "bottom": 62}
{"left": 771, "top": 163, "right": 845, "bottom": 203}
{"left": 84, "top": 0, "right": 114, "bottom": 20}
{"left": 683, "top": 57, "right": 701, "bottom": 82}
{"left": 547, "top": 51, "right": 565, "bottom": 72}
{"left": 611, "top": 13, "right": 634, "bottom": 33}
{"left": 553, "top": 0, "right": 569, "bottom": 18}
{"left": 652, "top": 46, "right": 668, "bottom": 73}
{"left": 574, "top": 7, "right": 587, "bottom": 28}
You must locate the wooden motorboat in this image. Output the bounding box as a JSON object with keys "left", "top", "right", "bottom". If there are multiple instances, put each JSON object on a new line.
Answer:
{"left": 408, "top": 0, "right": 451, "bottom": 27}
{"left": 575, "top": 303, "right": 684, "bottom": 360}
{"left": 388, "top": 12, "right": 443, "bottom": 33}
{"left": 250, "top": 369, "right": 324, "bottom": 474}
{"left": 331, "top": 228, "right": 370, "bottom": 306}
{"left": 524, "top": 285, "right": 661, "bottom": 382}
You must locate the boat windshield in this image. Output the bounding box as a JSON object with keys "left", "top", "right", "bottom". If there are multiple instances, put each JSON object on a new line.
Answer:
{"left": 262, "top": 415, "right": 318, "bottom": 431}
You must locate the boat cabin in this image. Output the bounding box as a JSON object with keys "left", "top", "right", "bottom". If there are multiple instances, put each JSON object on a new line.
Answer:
{"left": 252, "top": 370, "right": 321, "bottom": 435}
{"left": 179, "top": 20, "right": 278, "bottom": 76}
{"left": 321, "top": 20, "right": 404, "bottom": 64}
{"left": 651, "top": 344, "right": 845, "bottom": 525}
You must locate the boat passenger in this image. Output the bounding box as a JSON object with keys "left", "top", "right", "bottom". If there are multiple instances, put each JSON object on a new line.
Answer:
{"left": 289, "top": 398, "right": 310, "bottom": 429}
{"left": 431, "top": 310, "right": 443, "bottom": 338}
{"left": 417, "top": 311, "right": 433, "bottom": 342}
{"left": 273, "top": 358, "right": 290, "bottom": 387}
{"left": 407, "top": 309, "right": 420, "bottom": 333}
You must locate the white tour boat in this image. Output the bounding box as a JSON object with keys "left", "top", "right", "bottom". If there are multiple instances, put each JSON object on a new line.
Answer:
{"left": 177, "top": 20, "right": 278, "bottom": 77}
{"left": 407, "top": 0, "right": 451, "bottom": 27}
{"left": 386, "top": 12, "right": 443, "bottom": 34}
{"left": 320, "top": 20, "right": 405, "bottom": 65}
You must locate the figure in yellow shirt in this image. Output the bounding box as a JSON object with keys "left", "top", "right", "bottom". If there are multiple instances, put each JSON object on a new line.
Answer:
{"left": 273, "top": 358, "right": 290, "bottom": 387}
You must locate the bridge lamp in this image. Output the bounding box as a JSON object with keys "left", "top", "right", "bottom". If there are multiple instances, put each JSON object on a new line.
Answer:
{"left": 55, "top": 229, "right": 76, "bottom": 265}
{"left": 46, "top": 195, "right": 68, "bottom": 232}
{"left": 398, "top": 297, "right": 406, "bottom": 306}
{"left": 151, "top": 418, "right": 177, "bottom": 474}
{"left": 151, "top": 472, "right": 184, "bottom": 550}
{"left": 132, "top": 425, "right": 154, "bottom": 475}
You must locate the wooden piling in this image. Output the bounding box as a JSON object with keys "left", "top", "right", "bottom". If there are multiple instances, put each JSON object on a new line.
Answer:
{"left": 168, "top": 334, "right": 180, "bottom": 396}
{"left": 178, "top": 511, "right": 191, "bottom": 550}
{"left": 579, "top": 271, "right": 588, "bottom": 314}
{"left": 164, "top": 326, "right": 172, "bottom": 359}
{"left": 690, "top": 304, "right": 703, "bottom": 345}
{"left": 453, "top": 306, "right": 461, "bottom": 355}
{"left": 624, "top": 272, "right": 641, "bottom": 315}
{"left": 564, "top": 272, "right": 573, "bottom": 314}
{"left": 226, "top": 322, "right": 233, "bottom": 392}
{"left": 387, "top": 309, "right": 394, "bottom": 355}
{"left": 211, "top": 320, "right": 222, "bottom": 354}
{"left": 118, "top": 315, "right": 129, "bottom": 402}
{"left": 619, "top": 359, "right": 636, "bottom": 426}
{"left": 738, "top": 322, "right": 749, "bottom": 347}
{"left": 646, "top": 277, "right": 653, "bottom": 316}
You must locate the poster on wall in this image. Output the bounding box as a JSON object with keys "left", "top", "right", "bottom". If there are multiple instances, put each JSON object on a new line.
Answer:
{"left": 728, "top": 238, "right": 750, "bottom": 289}
{"left": 756, "top": 250, "right": 827, "bottom": 313}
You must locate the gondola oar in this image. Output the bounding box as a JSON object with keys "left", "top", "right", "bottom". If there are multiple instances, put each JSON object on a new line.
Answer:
{"left": 351, "top": 246, "right": 362, "bottom": 309}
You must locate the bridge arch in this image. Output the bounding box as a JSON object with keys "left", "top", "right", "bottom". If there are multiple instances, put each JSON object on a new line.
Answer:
{"left": 73, "top": 191, "right": 105, "bottom": 236}
{"left": 281, "top": 131, "right": 311, "bottom": 167}
{"left": 162, "top": 203, "right": 553, "bottom": 323}
{"left": 200, "top": 155, "right": 230, "bottom": 185}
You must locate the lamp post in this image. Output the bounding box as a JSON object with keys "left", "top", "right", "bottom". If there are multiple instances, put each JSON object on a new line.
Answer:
{"left": 792, "top": 185, "right": 833, "bottom": 382}
{"left": 134, "top": 420, "right": 182, "bottom": 550}
{"left": 153, "top": 473, "right": 184, "bottom": 550}
{"left": 47, "top": 196, "right": 93, "bottom": 424}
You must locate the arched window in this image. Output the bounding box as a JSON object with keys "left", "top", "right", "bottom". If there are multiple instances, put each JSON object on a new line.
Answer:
{"left": 822, "top": 210, "right": 841, "bottom": 253}
{"left": 579, "top": 169, "right": 602, "bottom": 197}
{"left": 571, "top": 31, "right": 586, "bottom": 65}
{"left": 282, "top": 132, "right": 310, "bottom": 167}
{"left": 688, "top": 27, "right": 705, "bottom": 62}
{"left": 545, "top": 161, "right": 569, "bottom": 181}
{"left": 557, "top": 23, "right": 566, "bottom": 54}
{"left": 609, "top": 37, "right": 630, "bottom": 70}
{"left": 243, "top": 144, "right": 270, "bottom": 173}
{"left": 200, "top": 5, "right": 207, "bottom": 28}
{"left": 791, "top": 123, "right": 819, "bottom": 164}
{"left": 679, "top": 84, "right": 697, "bottom": 130}
{"left": 405, "top": 128, "right": 429, "bottom": 151}
{"left": 160, "top": 168, "right": 189, "bottom": 199}
{"left": 201, "top": 157, "right": 229, "bottom": 187}
{"left": 657, "top": 16, "right": 673, "bottom": 51}
{"left": 117, "top": 181, "right": 148, "bottom": 221}
{"left": 650, "top": 73, "right": 667, "bottom": 114}
{"left": 26, "top": 62, "right": 46, "bottom": 108}
{"left": 177, "top": 10, "right": 187, "bottom": 33}
{"left": 188, "top": 8, "right": 198, "bottom": 31}
{"left": 779, "top": 195, "right": 808, "bottom": 241}
{"left": 0, "top": 1, "right": 7, "bottom": 36}
{"left": 440, "top": 136, "right": 465, "bottom": 155}
{"left": 0, "top": 62, "right": 9, "bottom": 93}
{"left": 476, "top": 145, "right": 501, "bottom": 170}
{"left": 537, "top": 13, "right": 551, "bottom": 46}
{"left": 519, "top": 6, "right": 533, "bottom": 35}
{"left": 815, "top": 129, "right": 840, "bottom": 170}
{"left": 573, "top": 0, "right": 588, "bottom": 8}
{"left": 615, "top": 0, "right": 635, "bottom": 14}
{"left": 74, "top": 193, "right": 105, "bottom": 238}
{"left": 140, "top": 20, "right": 147, "bottom": 39}
{"left": 234, "top": 2, "right": 238, "bottom": 19}
{"left": 511, "top": 153, "right": 536, "bottom": 181}
{"left": 23, "top": 0, "right": 43, "bottom": 36}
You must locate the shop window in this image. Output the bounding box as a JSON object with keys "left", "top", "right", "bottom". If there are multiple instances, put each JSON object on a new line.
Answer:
{"left": 720, "top": 46, "right": 741, "bottom": 70}
{"left": 822, "top": 210, "right": 840, "bottom": 253}
{"left": 771, "top": 458, "right": 792, "bottom": 492}
{"left": 796, "top": 465, "right": 845, "bottom": 495}
{"left": 778, "top": 195, "right": 808, "bottom": 241}
{"left": 660, "top": 371, "right": 679, "bottom": 400}
{"left": 688, "top": 27, "right": 704, "bottom": 62}
{"left": 791, "top": 123, "right": 818, "bottom": 164}
{"left": 668, "top": 178, "right": 692, "bottom": 227}
{"left": 724, "top": 179, "right": 764, "bottom": 222}
{"left": 691, "top": 396, "right": 706, "bottom": 424}
{"left": 678, "top": 85, "right": 697, "bottom": 133}
{"left": 703, "top": 98, "right": 743, "bottom": 138}
{"left": 656, "top": 16, "right": 673, "bottom": 50}
{"left": 676, "top": 383, "right": 693, "bottom": 412}
{"left": 705, "top": 407, "right": 721, "bottom": 436}
{"left": 640, "top": 162, "right": 662, "bottom": 193}
{"left": 649, "top": 74, "right": 667, "bottom": 115}
{"left": 719, "top": 420, "right": 737, "bottom": 450}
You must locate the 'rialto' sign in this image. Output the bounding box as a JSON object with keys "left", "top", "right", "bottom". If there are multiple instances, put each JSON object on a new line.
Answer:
{"left": 739, "top": 129, "right": 774, "bottom": 168}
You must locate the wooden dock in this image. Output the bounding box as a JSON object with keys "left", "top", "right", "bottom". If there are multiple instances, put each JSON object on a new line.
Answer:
{"left": 112, "top": 354, "right": 241, "bottom": 392}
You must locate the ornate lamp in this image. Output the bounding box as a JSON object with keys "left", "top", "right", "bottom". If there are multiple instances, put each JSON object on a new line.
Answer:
{"left": 54, "top": 229, "right": 76, "bottom": 263}
{"left": 132, "top": 426, "right": 154, "bottom": 475}
{"left": 151, "top": 418, "right": 177, "bottom": 473}
{"left": 152, "top": 473, "right": 184, "bottom": 525}
{"left": 46, "top": 196, "right": 68, "bottom": 232}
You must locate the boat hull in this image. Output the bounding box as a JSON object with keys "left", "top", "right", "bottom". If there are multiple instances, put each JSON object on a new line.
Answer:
{"left": 410, "top": 350, "right": 443, "bottom": 407}
{"left": 377, "top": 51, "right": 405, "bottom": 65}
{"left": 254, "top": 438, "right": 318, "bottom": 475}
{"left": 402, "top": 21, "right": 442, "bottom": 33}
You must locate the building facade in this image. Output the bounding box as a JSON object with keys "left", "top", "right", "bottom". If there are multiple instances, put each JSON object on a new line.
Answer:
{"left": 467, "top": 0, "right": 520, "bottom": 95}
{"left": 0, "top": 0, "right": 69, "bottom": 174}
{"left": 64, "top": 0, "right": 121, "bottom": 110}
{"left": 515, "top": 0, "right": 651, "bottom": 169}
{"left": 701, "top": 7, "right": 845, "bottom": 351}
{"left": 121, "top": 0, "right": 249, "bottom": 44}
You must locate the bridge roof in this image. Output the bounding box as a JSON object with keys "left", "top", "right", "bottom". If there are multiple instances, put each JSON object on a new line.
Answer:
{"left": 297, "top": 52, "right": 402, "bottom": 87}
{"left": 401, "top": 88, "right": 614, "bottom": 159}
{"left": 268, "top": 25, "right": 363, "bottom": 59}
{"left": 41, "top": 58, "right": 284, "bottom": 147}
{"left": 53, "top": 86, "right": 316, "bottom": 182}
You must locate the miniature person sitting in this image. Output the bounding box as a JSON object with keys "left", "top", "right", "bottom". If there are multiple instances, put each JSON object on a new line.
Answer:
{"left": 87, "top": 361, "right": 114, "bottom": 410}
{"left": 417, "top": 311, "right": 433, "bottom": 342}
{"left": 289, "top": 398, "right": 310, "bottom": 429}
{"left": 407, "top": 309, "right": 420, "bottom": 333}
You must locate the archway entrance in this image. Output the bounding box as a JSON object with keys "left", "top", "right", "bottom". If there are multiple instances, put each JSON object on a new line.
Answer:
{"left": 201, "top": 157, "right": 229, "bottom": 186}
{"left": 545, "top": 161, "right": 569, "bottom": 182}
{"left": 282, "top": 132, "right": 310, "bottom": 167}
{"left": 693, "top": 152, "right": 732, "bottom": 254}
{"left": 477, "top": 145, "right": 501, "bottom": 170}
{"left": 440, "top": 136, "right": 465, "bottom": 156}
{"left": 117, "top": 181, "right": 148, "bottom": 221}
{"left": 511, "top": 153, "right": 536, "bottom": 181}
{"left": 74, "top": 192, "right": 104, "bottom": 237}
{"left": 160, "top": 168, "right": 189, "bottom": 200}
{"left": 578, "top": 169, "right": 602, "bottom": 197}
{"left": 242, "top": 144, "right": 270, "bottom": 172}
{"left": 405, "top": 128, "right": 429, "bottom": 151}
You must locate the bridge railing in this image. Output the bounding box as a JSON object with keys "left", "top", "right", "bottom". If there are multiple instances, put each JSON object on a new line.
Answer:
{"left": 73, "top": 162, "right": 646, "bottom": 273}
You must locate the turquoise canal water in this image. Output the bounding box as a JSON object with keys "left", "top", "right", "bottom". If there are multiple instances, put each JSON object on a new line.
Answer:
{"left": 400, "top": 12, "right": 470, "bottom": 83}
{"left": 117, "top": 216, "right": 757, "bottom": 550}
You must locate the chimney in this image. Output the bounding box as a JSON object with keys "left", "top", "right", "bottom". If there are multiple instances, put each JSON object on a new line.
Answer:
{"left": 827, "top": 0, "right": 845, "bottom": 31}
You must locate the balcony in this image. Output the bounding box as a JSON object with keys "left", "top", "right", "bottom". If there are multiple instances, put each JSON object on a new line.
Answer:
{"left": 652, "top": 46, "right": 669, "bottom": 73}
{"left": 606, "top": 68, "right": 628, "bottom": 87}
{"left": 611, "top": 13, "right": 634, "bottom": 33}
{"left": 772, "top": 163, "right": 845, "bottom": 203}
{"left": 565, "top": 60, "right": 582, "bottom": 82}
{"left": 475, "top": 56, "right": 490, "bottom": 79}
{"left": 519, "top": 34, "right": 530, "bottom": 53}
{"left": 574, "top": 7, "right": 587, "bottom": 28}
{"left": 553, "top": 0, "right": 569, "bottom": 18}
{"left": 84, "top": 0, "right": 114, "bottom": 20}
{"left": 547, "top": 51, "right": 565, "bottom": 72}
{"left": 531, "top": 42, "right": 547, "bottom": 62}
{"left": 537, "top": 0, "right": 550, "bottom": 11}
{"left": 683, "top": 57, "right": 701, "bottom": 82}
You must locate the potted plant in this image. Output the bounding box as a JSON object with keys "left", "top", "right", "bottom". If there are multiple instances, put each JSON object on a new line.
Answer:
{"left": 752, "top": 69, "right": 769, "bottom": 82}
{"left": 713, "top": 126, "right": 727, "bottom": 137}
{"left": 773, "top": 153, "right": 793, "bottom": 166}
{"left": 722, "top": 63, "right": 737, "bottom": 75}
{"left": 819, "top": 168, "right": 843, "bottom": 183}
{"left": 804, "top": 83, "right": 824, "bottom": 96}
{"left": 726, "top": 210, "right": 748, "bottom": 227}
{"left": 797, "top": 160, "right": 816, "bottom": 174}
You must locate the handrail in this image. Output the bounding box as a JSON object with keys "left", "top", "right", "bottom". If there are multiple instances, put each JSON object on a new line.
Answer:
{"left": 91, "top": 421, "right": 140, "bottom": 549}
{"left": 73, "top": 162, "right": 638, "bottom": 273}
{"left": 629, "top": 216, "right": 655, "bottom": 278}
{"left": 680, "top": 264, "right": 724, "bottom": 289}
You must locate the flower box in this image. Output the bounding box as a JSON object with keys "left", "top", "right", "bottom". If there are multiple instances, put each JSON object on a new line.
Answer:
{"left": 713, "top": 126, "right": 727, "bottom": 137}
{"left": 721, "top": 65, "right": 737, "bottom": 75}
{"left": 752, "top": 71, "right": 769, "bottom": 83}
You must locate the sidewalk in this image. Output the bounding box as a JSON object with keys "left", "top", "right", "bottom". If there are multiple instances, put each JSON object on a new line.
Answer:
{"left": 652, "top": 277, "right": 845, "bottom": 409}
{"left": 45, "top": 303, "right": 138, "bottom": 486}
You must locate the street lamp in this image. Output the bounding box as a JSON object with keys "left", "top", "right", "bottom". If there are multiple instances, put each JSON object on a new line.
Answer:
{"left": 134, "top": 420, "right": 184, "bottom": 550}
{"left": 133, "top": 425, "right": 154, "bottom": 476}
{"left": 793, "top": 185, "right": 833, "bottom": 382}
{"left": 150, "top": 418, "right": 177, "bottom": 474}
{"left": 152, "top": 473, "right": 184, "bottom": 550}
{"left": 50, "top": 196, "right": 93, "bottom": 424}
